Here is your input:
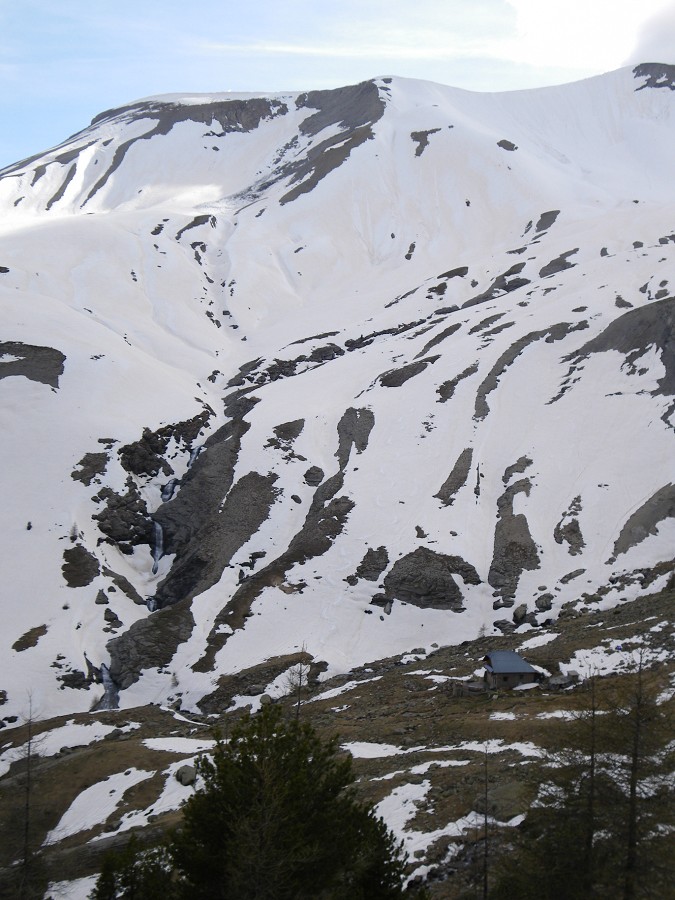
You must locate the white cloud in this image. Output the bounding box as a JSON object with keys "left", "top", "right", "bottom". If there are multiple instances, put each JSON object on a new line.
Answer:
{"left": 195, "top": 35, "right": 510, "bottom": 63}
{"left": 193, "top": 1, "right": 514, "bottom": 64}
{"left": 505, "top": 0, "right": 673, "bottom": 70}
{"left": 195, "top": 1, "right": 674, "bottom": 74}
{"left": 625, "top": 0, "right": 675, "bottom": 63}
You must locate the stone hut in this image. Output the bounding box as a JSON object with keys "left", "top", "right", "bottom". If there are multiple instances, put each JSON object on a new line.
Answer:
{"left": 483, "top": 650, "right": 539, "bottom": 690}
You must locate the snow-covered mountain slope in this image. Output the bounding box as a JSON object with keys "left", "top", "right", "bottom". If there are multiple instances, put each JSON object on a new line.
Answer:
{"left": 0, "top": 63, "right": 673, "bottom": 724}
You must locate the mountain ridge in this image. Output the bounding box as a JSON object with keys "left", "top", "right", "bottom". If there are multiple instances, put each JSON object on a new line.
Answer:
{"left": 0, "top": 62, "right": 673, "bottom": 726}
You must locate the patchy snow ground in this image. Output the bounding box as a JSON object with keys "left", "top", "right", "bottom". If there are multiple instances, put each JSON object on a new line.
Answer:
{"left": 98, "top": 757, "right": 202, "bottom": 838}
{"left": 560, "top": 642, "right": 672, "bottom": 678}
{"left": 0, "top": 720, "right": 140, "bottom": 777}
{"left": 44, "top": 767, "right": 154, "bottom": 844}
{"left": 44, "top": 875, "right": 99, "bottom": 900}
{"left": 375, "top": 780, "right": 524, "bottom": 884}
{"left": 519, "top": 633, "right": 559, "bottom": 650}
{"left": 308, "top": 677, "right": 383, "bottom": 704}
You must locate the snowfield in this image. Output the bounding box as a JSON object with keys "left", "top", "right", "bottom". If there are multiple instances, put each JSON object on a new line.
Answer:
{"left": 0, "top": 63, "right": 673, "bottom": 726}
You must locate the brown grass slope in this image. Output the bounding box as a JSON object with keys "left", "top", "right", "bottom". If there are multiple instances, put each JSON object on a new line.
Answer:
{"left": 0, "top": 583, "right": 672, "bottom": 897}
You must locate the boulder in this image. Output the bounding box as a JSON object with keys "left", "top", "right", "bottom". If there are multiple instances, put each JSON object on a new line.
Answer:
{"left": 176, "top": 764, "right": 197, "bottom": 786}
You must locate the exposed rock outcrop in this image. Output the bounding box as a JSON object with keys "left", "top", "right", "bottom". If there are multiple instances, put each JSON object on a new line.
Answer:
{"left": 488, "top": 477, "right": 540, "bottom": 604}
{"left": 539, "top": 249, "right": 578, "bottom": 278}
{"left": 304, "top": 466, "right": 324, "bottom": 486}
{"left": 280, "top": 81, "right": 387, "bottom": 204}
{"left": 464, "top": 263, "right": 529, "bottom": 308}
{"left": 437, "top": 363, "right": 479, "bottom": 403}
{"left": 107, "top": 600, "right": 195, "bottom": 690}
{"left": 62, "top": 545, "right": 100, "bottom": 587}
{"left": 435, "top": 448, "right": 473, "bottom": 506}
{"left": 554, "top": 496, "right": 585, "bottom": 556}
{"left": 634, "top": 62, "right": 675, "bottom": 91}
{"left": 569, "top": 296, "right": 674, "bottom": 398}
{"left": 375, "top": 547, "right": 480, "bottom": 611}
{"left": 153, "top": 470, "right": 280, "bottom": 609}
{"left": 0, "top": 341, "right": 65, "bottom": 389}
{"left": 336, "top": 406, "right": 375, "bottom": 467}
{"left": 71, "top": 452, "right": 109, "bottom": 486}
{"left": 379, "top": 356, "right": 439, "bottom": 388}
{"left": 410, "top": 128, "right": 442, "bottom": 156}
{"left": 118, "top": 409, "right": 212, "bottom": 479}
{"left": 611, "top": 483, "right": 675, "bottom": 560}
{"left": 346, "top": 546, "right": 389, "bottom": 585}
{"left": 94, "top": 478, "right": 152, "bottom": 553}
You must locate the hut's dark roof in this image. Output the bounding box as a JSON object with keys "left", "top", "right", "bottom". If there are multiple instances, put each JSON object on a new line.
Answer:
{"left": 483, "top": 650, "right": 537, "bottom": 674}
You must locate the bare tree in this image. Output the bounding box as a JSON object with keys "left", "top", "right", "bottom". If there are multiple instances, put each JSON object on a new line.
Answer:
{"left": 285, "top": 647, "right": 311, "bottom": 721}
{"left": 491, "top": 657, "right": 674, "bottom": 899}
{"left": 16, "top": 693, "right": 45, "bottom": 900}
{"left": 567, "top": 668, "right": 603, "bottom": 891}
{"left": 607, "top": 652, "right": 674, "bottom": 900}
{"left": 482, "top": 743, "right": 489, "bottom": 900}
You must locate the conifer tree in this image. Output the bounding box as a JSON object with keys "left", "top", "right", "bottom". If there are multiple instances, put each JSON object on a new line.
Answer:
{"left": 91, "top": 705, "right": 410, "bottom": 899}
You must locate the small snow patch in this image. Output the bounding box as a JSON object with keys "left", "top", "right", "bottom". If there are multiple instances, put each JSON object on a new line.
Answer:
{"left": 519, "top": 632, "right": 558, "bottom": 649}
{"left": 308, "top": 675, "right": 382, "bottom": 703}
{"left": 343, "top": 741, "right": 408, "bottom": 758}
{"left": 536, "top": 710, "right": 576, "bottom": 720}
{"left": 45, "top": 875, "right": 99, "bottom": 900}
{"left": 410, "top": 759, "right": 471, "bottom": 774}
{"left": 101, "top": 758, "right": 202, "bottom": 837}
{"left": 143, "top": 737, "right": 215, "bottom": 753}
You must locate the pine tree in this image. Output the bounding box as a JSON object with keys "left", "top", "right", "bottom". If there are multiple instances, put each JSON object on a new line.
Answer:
{"left": 90, "top": 836, "right": 174, "bottom": 900}
{"left": 91, "top": 705, "right": 410, "bottom": 899}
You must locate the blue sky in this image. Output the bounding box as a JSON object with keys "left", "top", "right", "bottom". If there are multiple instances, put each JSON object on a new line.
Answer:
{"left": 1, "top": 0, "right": 674, "bottom": 169}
